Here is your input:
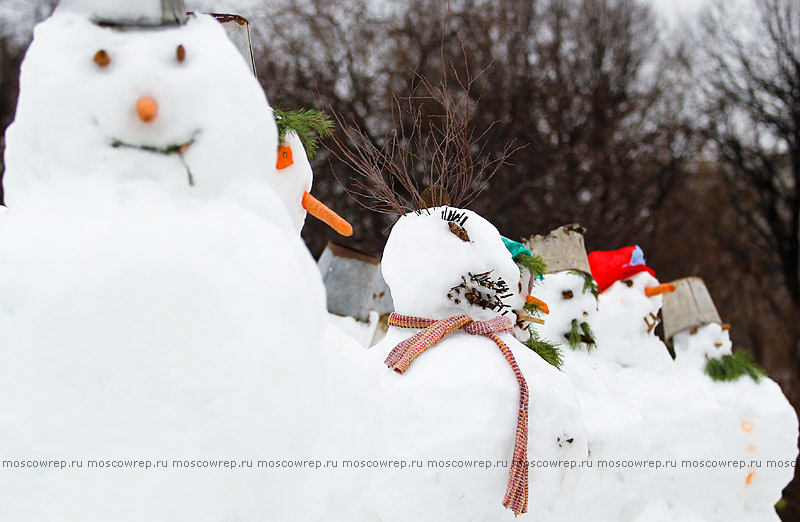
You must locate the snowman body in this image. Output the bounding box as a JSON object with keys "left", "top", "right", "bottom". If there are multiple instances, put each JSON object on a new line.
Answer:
{"left": 0, "top": 9, "right": 332, "bottom": 521}
{"left": 639, "top": 324, "right": 799, "bottom": 522}
{"left": 362, "top": 208, "right": 588, "bottom": 521}
{"left": 530, "top": 271, "right": 651, "bottom": 522}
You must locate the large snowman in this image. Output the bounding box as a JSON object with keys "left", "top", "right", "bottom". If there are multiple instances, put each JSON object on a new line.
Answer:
{"left": 0, "top": 1, "right": 335, "bottom": 520}
{"left": 359, "top": 205, "right": 588, "bottom": 521}
{"left": 635, "top": 277, "right": 799, "bottom": 522}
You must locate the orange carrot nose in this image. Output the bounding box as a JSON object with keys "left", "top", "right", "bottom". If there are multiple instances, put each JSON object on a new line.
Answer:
{"left": 645, "top": 283, "right": 676, "bottom": 298}
{"left": 136, "top": 97, "right": 158, "bottom": 123}
{"left": 302, "top": 191, "right": 353, "bottom": 237}
{"left": 526, "top": 295, "right": 550, "bottom": 314}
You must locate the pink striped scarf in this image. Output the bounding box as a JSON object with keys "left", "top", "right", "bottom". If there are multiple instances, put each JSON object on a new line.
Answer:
{"left": 386, "top": 312, "right": 530, "bottom": 516}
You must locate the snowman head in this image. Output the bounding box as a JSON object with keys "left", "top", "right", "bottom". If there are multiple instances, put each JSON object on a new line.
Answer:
{"left": 672, "top": 322, "right": 733, "bottom": 369}
{"left": 3, "top": 6, "right": 277, "bottom": 205}
{"left": 382, "top": 206, "right": 524, "bottom": 322}
{"left": 532, "top": 270, "right": 598, "bottom": 348}
{"left": 589, "top": 246, "right": 675, "bottom": 336}
{"left": 271, "top": 109, "right": 352, "bottom": 236}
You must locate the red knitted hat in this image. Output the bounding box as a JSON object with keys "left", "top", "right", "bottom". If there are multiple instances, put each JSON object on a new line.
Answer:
{"left": 588, "top": 245, "right": 655, "bottom": 293}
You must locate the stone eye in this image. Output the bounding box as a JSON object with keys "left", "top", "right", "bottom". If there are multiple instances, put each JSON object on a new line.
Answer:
{"left": 94, "top": 50, "right": 110, "bottom": 67}
{"left": 176, "top": 44, "right": 186, "bottom": 63}
{"left": 562, "top": 290, "right": 574, "bottom": 299}
{"left": 623, "top": 279, "right": 634, "bottom": 287}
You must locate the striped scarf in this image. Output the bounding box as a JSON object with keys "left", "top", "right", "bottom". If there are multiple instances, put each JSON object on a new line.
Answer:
{"left": 386, "top": 312, "right": 530, "bottom": 516}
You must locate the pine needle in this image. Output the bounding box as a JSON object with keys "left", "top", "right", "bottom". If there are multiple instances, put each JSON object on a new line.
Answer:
{"left": 705, "top": 350, "right": 766, "bottom": 383}
{"left": 273, "top": 107, "right": 335, "bottom": 159}
{"left": 523, "top": 300, "right": 544, "bottom": 316}
{"left": 516, "top": 254, "right": 548, "bottom": 281}
{"left": 580, "top": 321, "right": 596, "bottom": 349}
{"left": 567, "top": 319, "right": 582, "bottom": 350}
{"left": 523, "top": 326, "right": 563, "bottom": 369}
{"left": 568, "top": 269, "right": 599, "bottom": 300}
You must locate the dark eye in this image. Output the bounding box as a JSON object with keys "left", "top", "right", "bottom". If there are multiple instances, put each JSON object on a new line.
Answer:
{"left": 176, "top": 44, "right": 186, "bottom": 63}
{"left": 562, "top": 290, "right": 574, "bottom": 299}
{"left": 623, "top": 279, "right": 634, "bottom": 287}
{"left": 94, "top": 50, "right": 110, "bottom": 67}
{"left": 447, "top": 221, "right": 470, "bottom": 242}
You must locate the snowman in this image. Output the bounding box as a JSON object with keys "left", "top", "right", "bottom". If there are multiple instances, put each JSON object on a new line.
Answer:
{"left": 351, "top": 203, "right": 588, "bottom": 522}
{"left": 588, "top": 245, "right": 676, "bottom": 370}
{"left": 271, "top": 107, "right": 353, "bottom": 237}
{"left": 523, "top": 224, "right": 598, "bottom": 352}
{"left": 519, "top": 227, "right": 652, "bottom": 522}
{"left": 637, "top": 278, "right": 799, "bottom": 522}
{"left": 0, "top": 2, "right": 336, "bottom": 520}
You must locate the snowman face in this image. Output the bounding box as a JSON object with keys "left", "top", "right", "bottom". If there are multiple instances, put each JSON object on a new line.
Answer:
{"left": 673, "top": 322, "right": 733, "bottom": 369}
{"left": 4, "top": 13, "right": 277, "bottom": 204}
{"left": 381, "top": 206, "right": 524, "bottom": 322}
{"left": 272, "top": 132, "right": 313, "bottom": 233}
{"left": 530, "top": 271, "right": 597, "bottom": 345}
{"left": 599, "top": 271, "right": 665, "bottom": 336}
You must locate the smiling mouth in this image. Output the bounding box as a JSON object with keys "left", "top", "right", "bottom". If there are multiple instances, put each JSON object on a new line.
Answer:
{"left": 109, "top": 133, "right": 199, "bottom": 186}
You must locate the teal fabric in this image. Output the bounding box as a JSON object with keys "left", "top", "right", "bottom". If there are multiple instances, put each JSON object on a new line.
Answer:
{"left": 501, "top": 236, "right": 532, "bottom": 260}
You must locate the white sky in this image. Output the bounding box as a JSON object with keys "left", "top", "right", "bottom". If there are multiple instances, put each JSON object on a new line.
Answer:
{"left": 647, "top": 0, "right": 710, "bottom": 26}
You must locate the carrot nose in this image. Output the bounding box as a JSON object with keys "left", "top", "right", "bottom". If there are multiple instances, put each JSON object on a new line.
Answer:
{"left": 645, "top": 283, "right": 676, "bottom": 298}
{"left": 302, "top": 191, "right": 353, "bottom": 237}
{"left": 136, "top": 97, "right": 158, "bottom": 123}
{"left": 526, "top": 295, "right": 550, "bottom": 314}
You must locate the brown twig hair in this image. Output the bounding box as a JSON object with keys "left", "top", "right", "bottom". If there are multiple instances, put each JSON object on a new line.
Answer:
{"left": 328, "top": 37, "right": 521, "bottom": 215}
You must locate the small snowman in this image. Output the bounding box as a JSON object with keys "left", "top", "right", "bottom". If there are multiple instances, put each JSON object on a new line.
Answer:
{"left": 520, "top": 226, "right": 652, "bottom": 522}
{"left": 272, "top": 107, "right": 353, "bottom": 236}
{"left": 0, "top": 2, "right": 334, "bottom": 520}
{"left": 360, "top": 202, "right": 588, "bottom": 521}
{"left": 645, "top": 278, "right": 800, "bottom": 522}
{"left": 524, "top": 224, "right": 599, "bottom": 352}
{"left": 588, "top": 245, "right": 676, "bottom": 370}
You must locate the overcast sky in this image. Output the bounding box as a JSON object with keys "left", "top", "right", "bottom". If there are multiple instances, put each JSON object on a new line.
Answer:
{"left": 647, "top": 0, "right": 709, "bottom": 26}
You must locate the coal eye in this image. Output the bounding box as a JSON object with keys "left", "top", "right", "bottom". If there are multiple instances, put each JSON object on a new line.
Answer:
{"left": 176, "top": 44, "right": 186, "bottom": 63}
{"left": 623, "top": 279, "right": 634, "bottom": 287}
{"left": 94, "top": 50, "right": 110, "bottom": 67}
{"left": 562, "top": 290, "right": 574, "bottom": 299}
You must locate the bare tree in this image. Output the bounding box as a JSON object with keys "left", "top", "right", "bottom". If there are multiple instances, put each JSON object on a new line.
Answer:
{"left": 695, "top": 0, "right": 800, "bottom": 304}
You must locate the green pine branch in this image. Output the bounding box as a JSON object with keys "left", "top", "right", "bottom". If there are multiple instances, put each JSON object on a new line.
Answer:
{"left": 565, "top": 319, "right": 596, "bottom": 350}
{"left": 523, "top": 326, "right": 563, "bottom": 369}
{"left": 523, "top": 300, "right": 544, "bottom": 316}
{"left": 515, "top": 253, "right": 547, "bottom": 282}
{"left": 580, "top": 321, "right": 596, "bottom": 348}
{"left": 273, "top": 107, "right": 335, "bottom": 159}
{"left": 705, "top": 350, "right": 766, "bottom": 383}
{"left": 567, "top": 319, "right": 582, "bottom": 349}
{"left": 568, "top": 269, "right": 599, "bottom": 300}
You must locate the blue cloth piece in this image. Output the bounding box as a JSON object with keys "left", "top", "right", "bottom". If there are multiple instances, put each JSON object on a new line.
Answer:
{"left": 501, "top": 236, "right": 532, "bottom": 260}
{"left": 628, "top": 245, "right": 646, "bottom": 267}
